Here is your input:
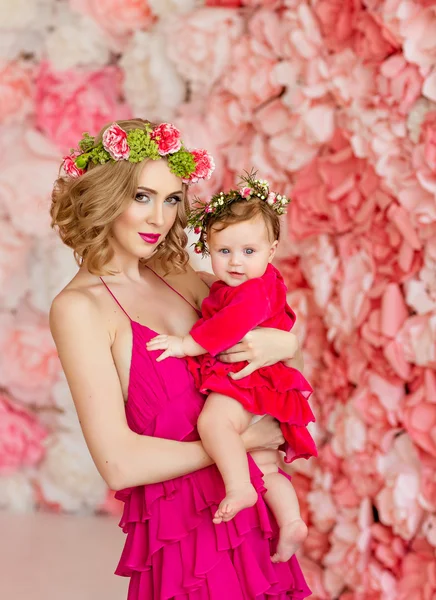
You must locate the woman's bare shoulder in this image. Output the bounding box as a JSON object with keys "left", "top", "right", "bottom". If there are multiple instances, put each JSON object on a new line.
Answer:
{"left": 50, "top": 272, "right": 105, "bottom": 334}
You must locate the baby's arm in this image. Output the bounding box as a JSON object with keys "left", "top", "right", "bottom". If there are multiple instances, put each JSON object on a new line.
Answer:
{"left": 146, "top": 333, "right": 207, "bottom": 361}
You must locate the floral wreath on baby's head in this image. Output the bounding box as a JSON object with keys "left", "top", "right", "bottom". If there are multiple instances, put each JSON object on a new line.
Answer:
{"left": 188, "top": 170, "right": 291, "bottom": 257}
{"left": 62, "top": 122, "right": 215, "bottom": 184}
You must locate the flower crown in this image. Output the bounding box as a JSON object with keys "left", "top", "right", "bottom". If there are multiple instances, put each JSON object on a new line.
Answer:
{"left": 188, "top": 171, "right": 290, "bottom": 256}
{"left": 62, "top": 122, "right": 215, "bottom": 184}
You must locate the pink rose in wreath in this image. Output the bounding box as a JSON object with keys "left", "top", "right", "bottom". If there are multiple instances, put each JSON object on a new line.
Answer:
{"left": 102, "top": 122, "right": 130, "bottom": 160}
{"left": 150, "top": 123, "right": 182, "bottom": 156}
{"left": 62, "top": 154, "right": 85, "bottom": 178}
{"left": 185, "top": 148, "right": 215, "bottom": 183}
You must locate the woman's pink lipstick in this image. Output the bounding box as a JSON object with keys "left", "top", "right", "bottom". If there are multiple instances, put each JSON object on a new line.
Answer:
{"left": 139, "top": 232, "right": 160, "bottom": 244}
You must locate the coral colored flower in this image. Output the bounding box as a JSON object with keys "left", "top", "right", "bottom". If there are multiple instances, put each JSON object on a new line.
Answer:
{"left": 102, "top": 122, "right": 130, "bottom": 160}
{"left": 150, "top": 123, "right": 182, "bottom": 156}
{"left": 62, "top": 154, "right": 85, "bottom": 178}
{"left": 0, "top": 60, "right": 33, "bottom": 125}
{"left": 402, "top": 368, "right": 436, "bottom": 458}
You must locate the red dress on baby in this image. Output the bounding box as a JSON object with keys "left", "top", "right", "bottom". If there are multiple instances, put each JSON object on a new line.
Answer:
{"left": 187, "top": 263, "right": 317, "bottom": 463}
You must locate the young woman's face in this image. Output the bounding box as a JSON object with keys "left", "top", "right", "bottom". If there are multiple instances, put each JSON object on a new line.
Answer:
{"left": 209, "top": 215, "right": 278, "bottom": 287}
{"left": 110, "top": 159, "right": 184, "bottom": 260}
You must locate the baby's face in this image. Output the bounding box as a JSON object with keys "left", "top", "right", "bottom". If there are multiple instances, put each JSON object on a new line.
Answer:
{"left": 208, "top": 216, "right": 278, "bottom": 287}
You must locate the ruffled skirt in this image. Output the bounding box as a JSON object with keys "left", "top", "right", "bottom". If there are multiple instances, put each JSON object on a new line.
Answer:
{"left": 115, "top": 459, "right": 311, "bottom": 599}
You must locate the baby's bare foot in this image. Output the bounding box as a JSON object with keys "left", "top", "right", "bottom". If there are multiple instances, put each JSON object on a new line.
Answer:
{"left": 213, "top": 483, "right": 257, "bottom": 524}
{"left": 271, "top": 519, "right": 308, "bottom": 563}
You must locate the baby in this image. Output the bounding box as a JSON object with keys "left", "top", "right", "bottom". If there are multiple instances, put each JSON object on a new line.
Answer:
{"left": 147, "top": 174, "right": 316, "bottom": 562}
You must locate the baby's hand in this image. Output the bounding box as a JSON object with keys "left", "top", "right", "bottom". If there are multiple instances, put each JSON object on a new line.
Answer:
{"left": 146, "top": 334, "right": 186, "bottom": 361}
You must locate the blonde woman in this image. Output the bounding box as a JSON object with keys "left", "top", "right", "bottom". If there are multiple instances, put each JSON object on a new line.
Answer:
{"left": 50, "top": 119, "right": 310, "bottom": 599}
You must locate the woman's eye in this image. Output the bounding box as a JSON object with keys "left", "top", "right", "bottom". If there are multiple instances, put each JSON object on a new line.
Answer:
{"left": 244, "top": 248, "right": 254, "bottom": 255}
{"left": 166, "top": 195, "right": 182, "bottom": 205}
{"left": 135, "top": 193, "right": 150, "bottom": 203}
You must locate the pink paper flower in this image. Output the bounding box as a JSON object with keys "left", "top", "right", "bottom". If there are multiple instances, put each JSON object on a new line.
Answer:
{"left": 205, "top": 0, "right": 242, "bottom": 5}
{"left": 70, "top": 0, "right": 154, "bottom": 45}
{"left": 376, "top": 433, "right": 423, "bottom": 540}
{"left": 166, "top": 8, "right": 243, "bottom": 97}
{"left": 62, "top": 153, "right": 85, "bottom": 178}
{"left": 370, "top": 523, "right": 407, "bottom": 576}
{"left": 420, "top": 110, "right": 436, "bottom": 172}
{"left": 397, "top": 539, "right": 436, "bottom": 600}
{"left": 223, "top": 35, "right": 281, "bottom": 111}
{"left": 289, "top": 132, "right": 381, "bottom": 239}
{"left": 0, "top": 310, "right": 60, "bottom": 407}
{"left": 184, "top": 149, "right": 215, "bottom": 184}
{"left": 35, "top": 62, "right": 131, "bottom": 153}
{"left": 0, "top": 393, "right": 47, "bottom": 475}
{"left": 0, "top": 60, "right": 33, "bottom": 125}
{"left": 150, "top": 123, "right": 182, "bottom": 156}
{"left": 102, "top": 122, "right": 130, "bottom": 160}
{"left": 313, "top": 0, "right": 361, "bottom": 52}
{"left": 377, "top": 54, "right": 423, "bottom": 116}
{"left": 401, "top": 368, "right": 436, "bottom": 458}
{"left": 353, "top": 12, "right": 399, "bottom": 63}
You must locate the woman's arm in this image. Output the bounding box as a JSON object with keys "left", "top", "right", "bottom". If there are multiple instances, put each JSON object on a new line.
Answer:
{"left": 50, "top": 291, "right": 282, "bottom": 490}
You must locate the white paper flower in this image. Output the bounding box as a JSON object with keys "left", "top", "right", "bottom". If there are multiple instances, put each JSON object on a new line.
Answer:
{"left": 148, "top": 0, "right": 201, "bottom": 18}
{"left": 44, "top": 8, "right": 110, "bottom": 70}
{"left": 0, "top": 219, "right": 31, "bottom": 310}
{"left": 0, "top": 0, "right": 54, "bottom": 60}
{"left": 28, "top": 232, "right": 78, "bottom": 314}
{"left": 120, "top": 29, "right": 186, "bottom": 122}
{"left": 0, "top": 127, "right": 59, "bottom": 237}
{"left": 37, "top": 431, "right": 107, "bottom": 513}
{"left": 0, "top": 471, "right": 35, "bottom": 513}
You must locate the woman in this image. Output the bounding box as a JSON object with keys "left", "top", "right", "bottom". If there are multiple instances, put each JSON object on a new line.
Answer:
{"left": 50, "top": 118, "right": 311, "bottom": 599}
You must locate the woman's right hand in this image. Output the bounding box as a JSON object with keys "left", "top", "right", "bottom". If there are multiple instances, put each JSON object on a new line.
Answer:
{"left": 242, "top": 416, "right": 285, "bottom": 452}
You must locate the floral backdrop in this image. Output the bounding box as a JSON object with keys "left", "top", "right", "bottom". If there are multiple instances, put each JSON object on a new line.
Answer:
{"left": 1, "top": 0, "right": 436, "bottom": 597}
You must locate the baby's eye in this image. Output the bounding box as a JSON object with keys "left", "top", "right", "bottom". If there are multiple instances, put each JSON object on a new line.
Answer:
{"left": 244, "top": 248, "right": 255, "bottom": 255}
{"left": 219, "top": 249, "right": 230, "bottom": 254}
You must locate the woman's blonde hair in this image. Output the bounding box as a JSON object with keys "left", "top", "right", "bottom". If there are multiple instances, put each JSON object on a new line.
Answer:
{"left": 50, "top": 118, "right": 190, "bottom": 275}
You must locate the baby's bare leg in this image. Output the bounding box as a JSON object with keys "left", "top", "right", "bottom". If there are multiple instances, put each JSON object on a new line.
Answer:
{"left": 251, "top": 450, "right": 308, "bottom": 562}
{"left": 198, "top": 393, "right": 257, "bottom": 524}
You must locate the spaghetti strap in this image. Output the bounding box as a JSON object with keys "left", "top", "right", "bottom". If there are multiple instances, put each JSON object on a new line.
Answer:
{"left": 99, "top": 277, "right": 132, "bottom": 321}
{"left": 144, "top": 265, "right": 201, "bottom": 315}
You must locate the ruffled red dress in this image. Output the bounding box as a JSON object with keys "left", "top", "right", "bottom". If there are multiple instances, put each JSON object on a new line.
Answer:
{"left": 187, "top": 264, "right": 317, "bottom": 463}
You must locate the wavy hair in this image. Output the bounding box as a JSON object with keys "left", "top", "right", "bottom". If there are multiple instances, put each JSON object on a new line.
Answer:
{"left": 50, "top": 118, "right": 190, "bottom": 275}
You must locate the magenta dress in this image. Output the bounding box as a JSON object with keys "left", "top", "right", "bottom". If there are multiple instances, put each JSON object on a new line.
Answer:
{"left": 100, "top": 273, "right": 311, "bottom": 600}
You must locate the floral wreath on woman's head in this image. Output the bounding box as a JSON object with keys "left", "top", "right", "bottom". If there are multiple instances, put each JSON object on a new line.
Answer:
{"left": 188, "top": 170, "right": 290, "bottom": 256}
{"left": 62, "top": 122, "right": 215, "bottom": 184}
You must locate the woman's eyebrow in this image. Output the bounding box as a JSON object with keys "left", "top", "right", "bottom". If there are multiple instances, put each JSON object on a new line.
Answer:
{"left": 137, "top": 186, "right": 183, "bottom": 196}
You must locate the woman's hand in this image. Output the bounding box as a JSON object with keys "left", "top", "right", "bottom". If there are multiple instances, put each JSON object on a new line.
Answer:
{"left": 241, "top": 416, "right": 285, "bottom": 452}
{"left": 196, "top": 270, "right": 218, "bottom": 288}
{"left": 217, "top": 328, "right": 299, "bottom": 380}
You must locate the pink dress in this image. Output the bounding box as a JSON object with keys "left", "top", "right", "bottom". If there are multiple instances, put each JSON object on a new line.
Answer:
{"left": 100, "top": 271, "right": 311, "bottom": 600}
{"left": 187, "top": 264, "right": 316, "bottom": 463}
